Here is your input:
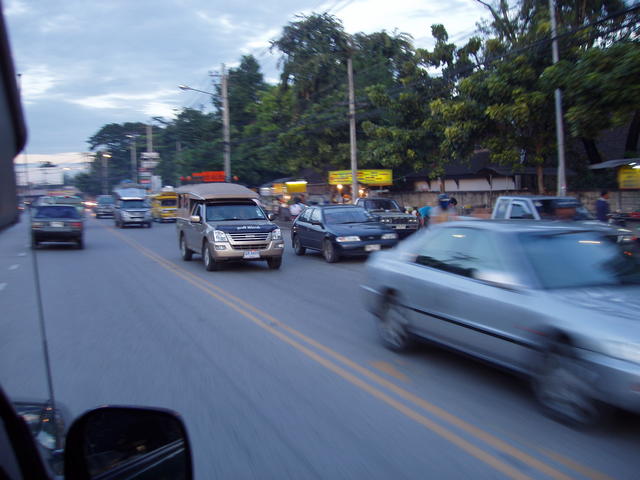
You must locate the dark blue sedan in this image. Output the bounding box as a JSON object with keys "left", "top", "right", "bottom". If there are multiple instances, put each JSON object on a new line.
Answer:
{"left": 291, "top": 205, "right": 399, "bottom": 262}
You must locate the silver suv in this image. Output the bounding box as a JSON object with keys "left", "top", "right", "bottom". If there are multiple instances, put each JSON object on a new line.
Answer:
{"left": 176, "top": 183, "right": 284, "bottom": 270}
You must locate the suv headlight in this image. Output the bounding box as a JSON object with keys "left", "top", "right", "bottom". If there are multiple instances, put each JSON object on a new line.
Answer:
{"left": 271, "top": 228, "right": 282, "bottom": 241}
{"left": 336, "top": 236, "right": 360, "bottom": 242}
{"left": 213, "top": 230, "right": 228, "bottom": 242}
{"left": 381, "top": 233, "right": 398, "bottom": 240}
{"left": 409, "top": 218, "right": 418, "bottom": 223}
{"left": 602, "top": 340, "right": 640, "bottom": 364}
{"left": 381, "top": 218, "right": 391, "bottom": 223}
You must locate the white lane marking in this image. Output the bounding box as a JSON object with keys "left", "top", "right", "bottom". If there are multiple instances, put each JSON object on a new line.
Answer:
{"left": 0, "top": 283, "right": 6, "bottom": 291}
{"left": 17, "top": 252, "right": 26, "bottom": 257}
{"left": 8, "top": 264, "right": 19, "bottom": 271}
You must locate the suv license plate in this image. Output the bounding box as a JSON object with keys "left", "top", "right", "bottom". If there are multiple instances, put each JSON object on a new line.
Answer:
{"left": 394, "top": 224, "right": 406, "bottom": 229}
{"left": 50, "top": 222, "right": 64, "bottom": 228}
{"left": 365, "top": 244, "right": 381, "bottom": 252}
{"left": 243, "top": 251, "right": 260, "bottom": 259}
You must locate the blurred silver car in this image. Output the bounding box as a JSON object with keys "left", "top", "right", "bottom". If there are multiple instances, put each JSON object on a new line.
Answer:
{"left": 362, "top": 220, "right": 640, "bottom": 425}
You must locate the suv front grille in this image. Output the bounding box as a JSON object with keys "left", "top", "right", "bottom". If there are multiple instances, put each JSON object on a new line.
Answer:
{"left": 232, "top": 243, "right": 269, "bottom": 250}
{"left": 228, "top": 232, "right": 270, "bottom": 242}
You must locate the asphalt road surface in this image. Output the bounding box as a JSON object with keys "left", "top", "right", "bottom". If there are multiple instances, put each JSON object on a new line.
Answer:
{"left": 1, "top": 213, "right": 639, "bottom": 479}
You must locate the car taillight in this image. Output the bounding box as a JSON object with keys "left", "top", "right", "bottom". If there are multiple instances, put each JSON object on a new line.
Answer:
{"left": 70, "top": 222, "right": 83, "bottom": 228}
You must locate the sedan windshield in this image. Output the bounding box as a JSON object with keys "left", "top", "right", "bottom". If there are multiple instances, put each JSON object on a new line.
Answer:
{"left": 206, "top": 203, "right": 266, "bottom": 221}
{"left": 521, "top": 231, "right": 640, "bottom": 288}
{"left": 364, "top": 199, "right": 401, "bottom": 212}
{"left": 324, "top": 208, "right": 373, "bottom": 224}
{"left": 33, "top": 206, "right": 80, "bottom": 219}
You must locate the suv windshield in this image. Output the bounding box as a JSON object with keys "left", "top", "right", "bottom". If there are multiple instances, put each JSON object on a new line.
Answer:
{"left": 121, "top": 200, "right": 147, "bottom": 209}
{"left": 324, "top": 208, "right": 373, "bottom": 224}
{"left": 364, "top": 199, "right": 401, "bottom": 212}
{"left": 33, "top": 206, "right": 80, "bottom": 219}
{"left": 521, "top": 231, "right": 640, "bottom": 288}
{"left": 206, "top": 203, "right": 266, "bottom": 221}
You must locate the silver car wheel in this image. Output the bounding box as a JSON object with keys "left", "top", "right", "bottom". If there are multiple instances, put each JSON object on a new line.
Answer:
{"left": 534, "top": 349, "right": 600, "bottom": 426}
{"left": 378, "top": 301, "right": 411, "bottom": 352}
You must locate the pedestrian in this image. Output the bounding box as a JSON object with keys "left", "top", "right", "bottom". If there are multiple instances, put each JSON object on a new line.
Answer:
{"left": 288, "top": 196, "right": 305, "bottom": 220}
{"left": 418, "top": 203, "right": 432, "bottom": 228}
{"left": 430, "top": 193, "right": 458, "bottom": 224}
{"left": 596, "top": 190, "right": 610, "bottom": 223}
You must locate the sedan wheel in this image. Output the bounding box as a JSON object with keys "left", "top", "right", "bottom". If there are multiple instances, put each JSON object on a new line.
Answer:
{"left": 533, "top": 344, "right": 603, "bottom": 426}
{"left": 180, "top": 235, "right": 192, "bottom": 261}
{"left": 378, "top": 299, "right": 412, "bottom": 352}
{"left": 202, "top": 242, "right": 219, "bottom": 271}
{"left": 322, "top": 240, "right": 339, "bottom": 263}
{"left": 293, "top": 235, "right": 305, "bottom": 256}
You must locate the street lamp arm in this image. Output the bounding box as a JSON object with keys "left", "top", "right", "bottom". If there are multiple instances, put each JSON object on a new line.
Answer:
{"left": 177, "top": 85, "right": 216, "bottom": 96}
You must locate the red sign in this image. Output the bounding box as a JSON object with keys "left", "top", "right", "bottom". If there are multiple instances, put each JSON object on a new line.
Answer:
{"left": 192, "top": 171, "right": 225, "bottom": 182}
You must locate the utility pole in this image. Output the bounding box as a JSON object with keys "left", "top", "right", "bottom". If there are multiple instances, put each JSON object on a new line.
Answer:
{"left": 101, "top": 153, "right": 111, "bottom": 194}
{"left": 347, "top": 52, "right": 358, "bottom": 204}
{"left": 129, "top": 137, "right": 137, "bottom": 184}
{"left": 146, "top": 123, "right": 153, "bottom": 153}
{"left": 221, "top": 64, "right": 231, "bottom": 182}
{"left": 549, "top": 0, "right": 567, "bottom": 196}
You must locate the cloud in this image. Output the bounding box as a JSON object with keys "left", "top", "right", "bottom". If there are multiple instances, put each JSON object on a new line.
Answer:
{"left": 69, "top": 89, "right": 177, "bottom": 111}
{"left": 3, "top": 0, "right": 30, "bottom": 16}
{"left": 18, "top": 65, "right": 59, "bottom": 103}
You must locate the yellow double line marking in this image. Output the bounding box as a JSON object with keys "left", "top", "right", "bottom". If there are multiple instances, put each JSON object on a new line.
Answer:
{"left": 107, "top": 226, "right": 613, "bottom": 480}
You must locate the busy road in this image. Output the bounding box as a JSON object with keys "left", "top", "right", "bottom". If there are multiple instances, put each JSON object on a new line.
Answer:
{"left": 1, "top": 214, "right": 639, "bottom": 479}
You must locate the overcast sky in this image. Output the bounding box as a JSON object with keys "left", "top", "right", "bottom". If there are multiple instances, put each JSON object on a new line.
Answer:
{"left": 4, "top": 0, "right": 488, "bottom": 167}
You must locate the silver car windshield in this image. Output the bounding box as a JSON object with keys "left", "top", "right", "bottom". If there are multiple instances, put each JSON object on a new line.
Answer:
{"left": 520, "top": 231, "right": 640, "bottom": 288}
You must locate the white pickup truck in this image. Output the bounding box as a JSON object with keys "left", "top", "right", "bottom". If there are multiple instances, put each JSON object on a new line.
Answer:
{"left": 491, "top": 195, "right": 637, "bottom": 246}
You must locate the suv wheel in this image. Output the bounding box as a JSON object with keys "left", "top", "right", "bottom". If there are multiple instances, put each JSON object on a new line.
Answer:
{"left": 267, "top": 257, "right": 282, "bottom": 270}
{"left": 293, "top": 235, "right": 305, "bottom": 256}
{"left": 202, "top": 242, "right": 219, "bottom": 271}
{"left": 322, "top": 239, "right": 339, "bottom": 263}
{"left": 180, "top": 235, "right": 193, "bottom": 261}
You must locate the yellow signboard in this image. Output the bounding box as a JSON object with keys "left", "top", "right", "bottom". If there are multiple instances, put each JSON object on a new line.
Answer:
{"left": 618, "top": 165, "right": 640, "bottom": 189}
{"left": 328, "top": 169, "right": 392, "bottom": 186}
{"left": 285, "top": 181, "right": 307, "bottom": 193}
{"left": 272, "top": 183, "right": 285, "bottom": 195}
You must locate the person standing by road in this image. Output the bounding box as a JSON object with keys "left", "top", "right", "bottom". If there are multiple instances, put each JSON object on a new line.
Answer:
{"left": 596, "top": 190, "right": 610, "bottom": 223}
{"left": 289, "top": 196, "right": 305, "bottom": 220}
{"left": 418, "top": 203, "right": 432, "bottom": 228}
{"left": 430, "top": 193, "right": 458, "bottom": 224}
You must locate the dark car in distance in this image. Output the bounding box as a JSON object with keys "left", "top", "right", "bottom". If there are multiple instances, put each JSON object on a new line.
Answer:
{"left": 291, "top": 205, "right": 399, "bottom": 262}
{"left": 94, "top": 194, "right": 115, "bottom": 218}
{"left": 31, "top": 205, "right": 84, "bottom": 249}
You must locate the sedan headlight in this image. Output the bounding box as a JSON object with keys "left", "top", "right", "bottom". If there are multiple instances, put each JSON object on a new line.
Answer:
{"left": 602, "top": 340, "right": 640, "bottom": 364}
{"left": 381, "top": 233, "right": 398, "bottom": 240}
{"left": 213, "top": 230, "right": 228, "bottom": 242}
{"left": 381, "top": 218, "right": 392, "bottom": 223}
{"left": 336, "top": 236, "right": 360, "bottom": 242}
{"left": 271, "top": 228, "right": 282, "bottom": 241}
{"left": 409, "top": 218, "right": 418, "bottom": 223}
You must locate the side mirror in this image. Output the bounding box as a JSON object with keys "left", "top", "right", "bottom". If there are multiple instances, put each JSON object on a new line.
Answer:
{"left": 190, "top": 215, "right": 201, "bottom": 223}
{"left": 64, "top": 406, "right": 192, "bottom": 480}
{"left": 268, "top": 213, "right": 275, "bottom": 221}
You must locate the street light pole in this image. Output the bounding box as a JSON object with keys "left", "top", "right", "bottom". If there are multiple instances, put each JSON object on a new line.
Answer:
{"left": 179, "top": 79, "right": 231, "bottom": 182}
{"left": 221, "top": 64, "right": 231, "bottom": 183}
{"left": 347, "top": 53, "right": 358, "bottom": 204}
{"left": 101, "top": 152, "right": 112, "bottom": 194}
{"left": 549, "top": 0, "right": 567, "bottom": 196}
